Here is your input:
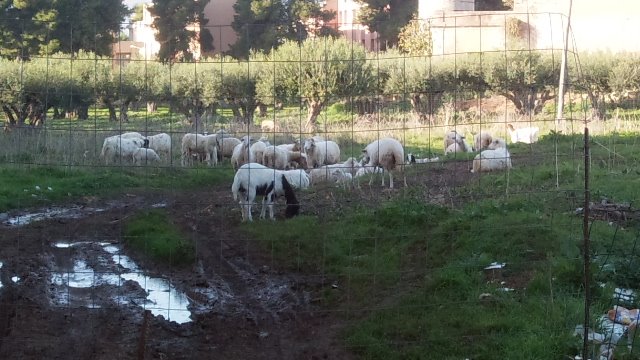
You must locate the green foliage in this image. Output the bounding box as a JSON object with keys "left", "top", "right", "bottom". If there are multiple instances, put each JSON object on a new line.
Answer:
{"left": 356, "top": 0, "right": 417, "bottom": 49}
{"left": 398, "top": 17, "right": 432, "bottom": 57}
{"left": 230, "top": 0, "right": 338, "bottom": 59}
{"left": 124, "top": 209, "right": 195, "bottom": 265}
{"left": 150, "top": 0, "right": 213, "bottom": 63}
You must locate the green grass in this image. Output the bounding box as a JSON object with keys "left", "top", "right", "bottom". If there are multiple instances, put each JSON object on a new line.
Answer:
{"left": 0, "top": 165, "right": 232, "bottom": 212}
{"left": 123, "top": 209, "right": 195, "bottom": 265}
{"left": 241, "top": 131, "right": 640, "bottom": 359}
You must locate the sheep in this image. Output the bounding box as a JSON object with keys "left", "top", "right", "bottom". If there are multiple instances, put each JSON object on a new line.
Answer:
{"left": 309, "top": 166, "right": 352, "bottom": 186}
{"left": 471, "top": 147, "right": 512, "bottom": 173}
{"left": 303, "top": 138, "right": 340, "bottom": 169}
{"left": 181, "top": 133, "right": 218, "bottom": 167}
{"left": 144, "top": 133, "right": 172, "bottom": 158}
{"left": 507, "top": 123, "right": 540, "bottom": 144}
{"left": 406, "top": 154, "right": 440, "bottom": 164}
{"left": 445, "top": 139, "right": 473, "bottom": 154}
{"left": 250, "top": 138, "right": 271, "bottom": 165}
{"left": 487, "top": 137, "right": 507, "bottom": 150}
{"left": 443, "top": 130, "right": 464, "bottom": 150}
{"left": 230, "top": 136, "right": 254, "bottom": 170}
{"left": 275, "top": 140, "right": 301, "bottom": 152}
{"left": 133, "top": 147, "right": 161, "bottom": 165}
{"left": 473, "top": 131, "right": 493, "bottom": 151}
{"left": 279, "top": 169, "right": 311, "bottom": 190}
{"left": 120, "top": 131, "right": 144, "bottom": 140}
{"left": 262, "top": 146, "right": 308, "bottom": 170}
{"left": 100, "top": 136, "right": 145, "bottom": 165}
{"left": 361, "top": 137, "right": 406, "bottom": 189}
{"left": 217, "top": 136, "right": 242, "bottom": 162}
{"left": 231, "top": 163, "right": 300, "bottom": 222}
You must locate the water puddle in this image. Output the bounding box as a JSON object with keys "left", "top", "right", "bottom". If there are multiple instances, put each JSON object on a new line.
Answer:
{"left": 2, "top": 206, "right": 107, "bottom": 227}
{"left": 49, "top": 242, "right": 192, "bottom": 324}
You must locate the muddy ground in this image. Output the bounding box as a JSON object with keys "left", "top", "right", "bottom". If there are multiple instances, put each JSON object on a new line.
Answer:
{"left": 0, "top": 158, "right": 514, "bottom": 360}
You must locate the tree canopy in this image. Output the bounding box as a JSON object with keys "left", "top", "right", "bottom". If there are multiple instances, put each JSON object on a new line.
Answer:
{"left": 150, "top": 0, "right": 214, "bottom": 63}
{"left": 0, "top": 0, "right": 129, "bottom": 59}
{"left": 356, "top": 0, "right": 417, "bottom": 50}
{"left": 230, "top": 0, "right": 338, "bottom": 59}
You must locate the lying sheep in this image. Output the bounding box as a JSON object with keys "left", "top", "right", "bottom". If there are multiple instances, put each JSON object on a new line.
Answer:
{"left": 303, "top": 138, "right": 340, "bottom": 169}
{"left": 309, "top": 166, "right": 352, "bottom": 186}
{"left": 473, "top": 131, "right": 493, "bottom": 151}
{"left": 362, "top": 137, "right": 406, "bottom": 189}
{"left": 445, "top": 139, "right": 473, "bottom": 154}
{"left": 100, "top": 136, "right": 145, "bottom": 165}
{"left": 487, "top": 137, "right": 507, "bottom": 150}
{"left": 471, "top": 147, "right": 512, "bottom": 173}
{"left": 230, "top": 136, "right": 254, "bottom": 170}
{"left": 231, "top": 163, "right": 300, "bottom": 222}
{"left": 133, "top": 147, "right": 161, "bottom": 165}
{"left": 443, "top": 130, "right": 464, "bottom": 150}
{"left": 507, "top": 124, "right": 540, "bottom": 144}
{"left": 145, "top": 133, "right": 171, "bottom": 158}
{"left": 181, "top": 133, "right": 218, "bottom": 167}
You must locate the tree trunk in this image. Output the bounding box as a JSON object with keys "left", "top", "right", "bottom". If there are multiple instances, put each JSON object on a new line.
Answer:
{"left": 230, "top": 105, "right": 242, "bottom": 122}
{"left": 587, "top": 91, "right": 606, "bottom": 120}
{"left": 147, "top": 102, "right": 157, "bottom": 113}
{"left": 119, "top": 102, "right": 130, "bottom": 122}
{"left": 77, "top": 105, "right": 89, "bottom": 120}
{"left": 305, "top": 100, "right": 325, "bottom": 131}
{"left": 106, "top": 102, "right": 117, "bottom": 122}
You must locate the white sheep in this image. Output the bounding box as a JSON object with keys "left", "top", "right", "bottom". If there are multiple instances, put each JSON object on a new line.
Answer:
{"left": 470, "top": 147, "right": 512, "bottom": 173}
{"left": 100, "top": 136, "right": 145, "bottom": 165}
{"left": 303, "top": 139, "right": 340, "bottom": 169}
{"left": 443, "top": 130, "right": 464, "bottom": 150}
{"left": 133, "top": 147, "right": 161, "bottom": 165}
{"left": 262, "top": 146, "right": 308, "bottom": 170}
{"left": 181, "top": 133, "right": 218, "bottom": 167}
{"left": 445, "top": 139, "right": 473, "bottom": 154}
{"left": 120, "top": 131, "right": 144, "bottom": 139}
{"left": 473, "top": 131, "right": 493, "bottom": 151}
{"left": 361, "top": 137, "right": 406, "bottom": 189}
{"left": 507, "top": 124, "right": 540, "bottom": 144}
{"left": 231, "top": 163, "right": 300, "bottom": 222}
{"left": 309, "top": 166, "right": 352, "bottom": 186}
{"left": 230, "top": 136, "right": 254, "bottom": 170}
{"left": 144, "top": 133, "right": 172, "bottom": 158}
{"left": 250, "top": 139, "right": 270, "bottom": 165}
{"left": 487, "top": 137, "right": 507, "bottom": 150}
{"left": 217, "top": 136, "right": 242, "bottom": 162}
{"left": 275, "top": 140, "right": 301, "bottom": 152}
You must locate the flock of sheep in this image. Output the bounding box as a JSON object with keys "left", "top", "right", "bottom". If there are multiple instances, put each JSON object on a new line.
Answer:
{"left": 97, "top": 123, "right": 540, "bottom": 221}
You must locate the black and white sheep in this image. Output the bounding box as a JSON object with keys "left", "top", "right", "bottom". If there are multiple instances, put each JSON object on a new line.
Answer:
{"left": 231, "top": 163, "right": 300, "bottom": 222}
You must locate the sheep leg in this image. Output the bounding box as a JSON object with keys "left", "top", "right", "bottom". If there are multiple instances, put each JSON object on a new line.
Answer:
{"left": 389, "top": 172, "right": 394, "bottom": 189}
{"left": 381, "top": 169, "right": 386, "bottom": 187}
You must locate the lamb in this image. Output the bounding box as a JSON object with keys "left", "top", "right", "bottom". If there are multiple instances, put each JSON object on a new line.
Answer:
{"left": 473, "top": 131, "right": 493, "bottom": 151}
{"left": 303, "top": 138, "right": 340, "bottom": 169}
{"left": 181, "top": 133, "right": 218, "bottom": 167}
{"left": 144, "top": 133, "right": 172, "bottom": 158}
{"left": 231, "top": 163, "right": 300, "bottom": 222}
{"left": 470, "top": 147, "right": 512, "bottom": 173}
{"left": 507, "top": 124, "right": 540, "bottom": 144}
{"left": 133, "top": 147, "right": 161, "bottom": 165}
{"left": 100, "top": 136, "right": 145, "bottom": 165}
{"left": 309, "top": 166, "right": 352, "bottom": 186}
{"left": 230, "top": 136, "right": 254, "bottom": 170}
{"left": 262, "top": 146, "right": 308, "bottom": 170}
{"left": 361, "top": 137, "right": 406, "bottom": 189}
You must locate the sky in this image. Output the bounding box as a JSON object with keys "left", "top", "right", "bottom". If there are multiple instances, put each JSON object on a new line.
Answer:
{"left": 123, "top": 0, "right": 148, "bottom": 9}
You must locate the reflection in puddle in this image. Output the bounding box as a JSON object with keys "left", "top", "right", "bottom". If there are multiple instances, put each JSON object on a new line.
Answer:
{"left": 50, "top": 243, "right": 192, "bottom": 324}
{"left": 4, "top": 207, "right": 107, "bottom": 227}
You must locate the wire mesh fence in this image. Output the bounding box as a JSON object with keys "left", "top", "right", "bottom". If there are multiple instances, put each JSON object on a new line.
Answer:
{"left": 1, "top": 11, "right": 640, "bottom": 360}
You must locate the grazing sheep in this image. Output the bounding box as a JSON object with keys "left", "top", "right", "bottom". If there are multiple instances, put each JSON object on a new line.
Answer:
{"left": 100, "top": 136, "right": 145, "bottom": 165}
{"left": 303, "top": 138, "right": 340, "bottom": 169}
{"left": 217, "top": 136, "right": 242, "bottom": 162}
{"left": 473, "top": 131, "right": 493, "bottom": 151}
{"left": 279, "top": 169, "right": 311, "bottom": 189}
{"left": 120, "top": 131, "right": 144, "bottom": 140}
{"left": 471, "top": 147, "right": 512, "bottom": 173}
{"left": 507, "top": 124, "right": 540, "bottom": 144}
{"left": 133, "top": 147, "right": 161, "bottom": 165}
{"left": 276, "top": 140, "right": 301, "bottom": 152}
{"left": 181, "top": 133, "right": 218, "bottom": 167}
{"left": 231, "top": 163, "right": 300, "bottom": 222}
{"left": 144, "top": 133, "right": 172, "bottom": 158}
{"left": 262, "top": 146, "right": 308, "bottom": 170}
{"left": 230, "top": 136, "right": 255, "bottom": 170}
{"left": 361, "top": 137, "right": 406, "bottom": 189}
